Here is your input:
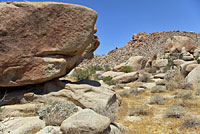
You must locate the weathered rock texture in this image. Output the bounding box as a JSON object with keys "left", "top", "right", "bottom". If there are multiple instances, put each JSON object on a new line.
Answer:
{"left": 80, "top": 31, "right": 200, "bottom": 68}
{"left": 0, "top": 2, "right": 97, "bottom": 87}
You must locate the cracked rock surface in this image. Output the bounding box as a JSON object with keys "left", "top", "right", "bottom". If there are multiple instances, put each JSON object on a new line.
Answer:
{"left": 0, "top": 2, "right": 97, "bottom": 87}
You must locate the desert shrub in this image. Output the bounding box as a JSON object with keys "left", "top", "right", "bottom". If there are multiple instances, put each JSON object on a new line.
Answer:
{"left": 174, "top": 90, "right": 193, "bottom": 100}
{"left": 195, "top": 89, "right": 200, "bottom": 96}
{"left": 88, "top": 65, "right": 103, "bottom": 73}
{"left": 138, "top": 72, "right": 151, "bottom": 82}
{"left": 183, "top": 115, "right": 200, "bottom": 128}
{"left": 129, "top": 104, "right": 151, "bottom": 116}
{"left": 147, "top": 67, "right": 157, "bottom": 74}
{"left": 151, "top": 85, "right": 166, "bottom": 93}
{"left": 165, "top": 104, "right": 185, "bottom": 118}
{"left": 103, "top": 76, "right": 116, "bottom": 85}
{"left": 121, "top": 66, "right": 132, "bottom": 73}
{"left": 194, "top": 56, "right": 199, "bottom": 60}
{"left": 164, "top": 69, "right": 177, "bottom": 81}
{"left": 166, "top": 73, "right": 187, "bottom": 90}
{"left": 149, "top": 95, "right": 166, "bottom": 105}
{"left": 119, "top": 89, "right": 130, "bottom": 97}
{"left": 104, "top": 64, "right": 111, "bottom": 72}
{"left": 73, "top": 69, "right": 90, "bottom": 80}
{"left": 39, "top": 101, "right": 78, "bottom": 126}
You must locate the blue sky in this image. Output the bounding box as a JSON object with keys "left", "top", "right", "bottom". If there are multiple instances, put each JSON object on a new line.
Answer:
{"left": 2, "top": 0, "right": 200, "bottom": 55}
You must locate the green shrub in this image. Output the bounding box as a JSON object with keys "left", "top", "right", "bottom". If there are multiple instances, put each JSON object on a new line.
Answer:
{"left": 195, "top": 56, "right": 199, "bottom": 60}
{"left": 122, "top": 66, "right": 132, "bottom": 73}
{"left": 165, "top": 104, "right": 185, "bottom": 118}
{"left": 88, "top": 65, "right": 103, "bottom": 73}
{"left": 39, "top": 101, "right": 78, "bottom": 126}
{"left": 166, "top": 73, "right": 187, "bottom": 90}
{"left": 104, "top": 65, "right": 111, "bottom": 72}
{"left": 149, "top": 95, "right": 166, "bottom": 105}
{"left": 73, "top": 69, "right": 90, "bottom": 80}
{"left": 147, "top": 67, "right": 157, "bottom": 74}
{"left": 103, "top": 76, "right": 116, "bottom": 85}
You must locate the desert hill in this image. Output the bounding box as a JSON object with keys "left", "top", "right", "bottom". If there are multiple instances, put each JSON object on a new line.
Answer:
{"left": 80, "top": 31, "right": 200, "bottom": 68}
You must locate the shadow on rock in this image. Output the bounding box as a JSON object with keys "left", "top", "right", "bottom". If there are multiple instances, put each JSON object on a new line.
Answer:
{"left": 61, "top": 79, "right": 101, "bottom": 87}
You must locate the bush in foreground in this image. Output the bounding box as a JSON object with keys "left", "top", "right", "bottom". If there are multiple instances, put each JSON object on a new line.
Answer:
{"left": 182, "top": 115, "right": 200, "bottom": 128}
{"left": 129, "top": 104, "right": 151, "bottom": 116}
{"left": 165, "top": 104, "right": 185, "bottom": 118}
{"left": 103, "top": 76, "right": 116, "bottom": 85}
{"left": 39, "top": 101, "right": 78, "bottom": 126}
{"left": 122, "top": 66, "right": 132, "bottom": 73}
{"left": 149, "top": 95, "right": 166, "bottom": 105}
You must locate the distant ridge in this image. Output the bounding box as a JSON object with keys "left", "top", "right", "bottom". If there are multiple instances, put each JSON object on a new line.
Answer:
{"left": 80, "top": 31, "right": 200, "bottom": 67}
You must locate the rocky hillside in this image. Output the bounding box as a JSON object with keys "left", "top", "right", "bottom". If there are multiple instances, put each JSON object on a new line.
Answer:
{"left": 80, "top": 31, "right": 200, "bottom": 68}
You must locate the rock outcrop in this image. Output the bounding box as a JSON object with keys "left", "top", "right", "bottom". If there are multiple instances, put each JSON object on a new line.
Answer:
{"left": 0, "top": 2, "right": 98, "bottom": 87}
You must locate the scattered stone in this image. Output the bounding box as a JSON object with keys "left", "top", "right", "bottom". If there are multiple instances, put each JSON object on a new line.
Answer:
{"left": 60, "top": 109, "right": 111, "bottom": 134}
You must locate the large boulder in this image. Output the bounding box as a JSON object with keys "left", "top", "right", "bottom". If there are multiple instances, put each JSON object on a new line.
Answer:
{"left": 166, "top": 36, "right": 197, "bottom": 53}
{"left": 36, "top": 83, "right": 121, "bottom": 122}
{"left": 186, "top": 65, "right": 200, "bottom": 89}
{"left": 60, "top": 109, "right": 111, "bottom": 134}
{"left": 0, "top": 2, "right": 97, "bottom": 87}
{"left": 114, "top": 56, "right": 147, "bottom": 72}
{"left": 112, "top": 72, "right": 139, "bottom": 83}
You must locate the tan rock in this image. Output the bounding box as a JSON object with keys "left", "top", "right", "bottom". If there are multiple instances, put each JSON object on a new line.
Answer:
{"left": 43, "top": 84, "right": 121, "bottom": 122}
{"left": 152, "top": 59, "right": 168, "bottom": 68}
{"left": 182, "top": 55, "right": 194, "bottom": 61}
{"left": 1, "top": 103, "right": 42, "bottom": 118}
{"left": 1, "top": 116, "right": 45, "bottom": 134}
{"left": 166, "top": 36, "right": 197, "bottom": 53}
{"left": 186, "top": 65, "right": 200, "bottom": 89}
{"left": 186, "top": 64, "right": 198, "bottom": 72}
{"left": 36, "top": 126, "right": 62, "bottom": 134}
{"left": 60, "top": 109, "right": 111, "bottom": 134}
{"left": 114, "top": 56, "right": 147, "bottom": 72}
{"left": 0, "top": 2, "right": 97, "bottom": 87}
{"left": 180, "top": 61, "right": 197, "bottom": 75}
{"left": 102, "top": 71, "right": 125, "bottom": 78}
{"left": 173, "top": 59, "right": 185, "bottom": 66}
{"left": 112, "top": 72, "right": 139, "bottom": 83}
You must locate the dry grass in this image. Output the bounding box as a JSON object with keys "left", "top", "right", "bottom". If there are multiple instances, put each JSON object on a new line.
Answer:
{"left": 115, "top": 84, "right": 200, "bottom": 134}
